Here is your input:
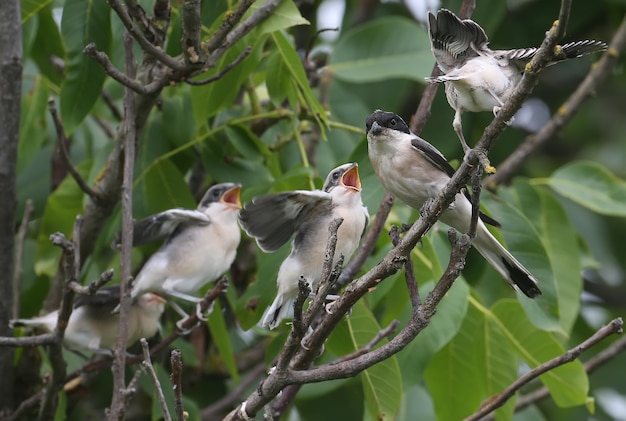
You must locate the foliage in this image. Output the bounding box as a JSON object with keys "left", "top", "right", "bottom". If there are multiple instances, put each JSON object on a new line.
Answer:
{"left": 8, "top": 0, "right": 626, "bottom": 420}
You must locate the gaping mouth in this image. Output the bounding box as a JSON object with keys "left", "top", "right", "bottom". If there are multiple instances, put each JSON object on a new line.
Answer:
{"left": 221, "top": 185, "right": 242, "bottom": 209}
{"left": 147, "top": 293, "right": 166, "bottom": 304}
{"left": 341, "top": 165, "right": 361, "bottom": 192}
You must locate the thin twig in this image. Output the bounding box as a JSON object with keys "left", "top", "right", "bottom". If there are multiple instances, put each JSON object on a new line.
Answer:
{"left": 140, "top": 339, "right": 172, "bottom": 421}
{"left": 292, "top": 277, "right": 312, "bottom": 340}
{"left": 170, "top": 350, "right": 185, "bottom": 421}
{"left": 507, "top": 332, "right": 626, "bottom": 415}
{"left": 465, "top": 317, "right": 623, "bottom": 421}
{"left": 485, "top": 12, "right": 626, "bottom": 190}
{"left": 83, "top": 44, "right": 163, "bottom": 95}
{"left": 186, "top": 46, "right": 252, "bottom": 86}
{"left": 13, "top": 199, "right": 34, "bottom": 319}
{"left": 203, "top": 0, "right": 255, "bottom": 52}
{"left": 0, "top": 333, "right": 56, "bottom": 348}
{"left": 106, "top": 0, "right": 184, "bottom": 71}
{"left": 101, "top": 90, "right": 123, "bottom": 121}
{"left": 67, "top": 268, "right": 115, "bottom": 295}
{"left": 329, "top": 320, "right": 400, "bottom": 365}
{"left": 48, "top": 99, "right": 101, "bottom": 201}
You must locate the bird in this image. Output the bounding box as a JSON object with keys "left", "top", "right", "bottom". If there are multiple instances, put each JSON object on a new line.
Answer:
{"left": 426, "top": 8, "right": 607, "bottom": 154}
{"left": 9, "top": 286, "right": 164, "bottom": 353}
{"left": 117, "top": 183, "right": 242, "bottom": 321}
{"left": 366, "top": 109, "right": 541, "bottom": 298}
{"left": 239, "top": 163, "right": 369, "bottom": 329}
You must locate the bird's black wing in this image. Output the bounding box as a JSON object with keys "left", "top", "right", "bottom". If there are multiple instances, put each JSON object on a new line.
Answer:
{"left": 112, "top": 209, "right": 210, "bottom": 249}
{"left": 73, "top": 285, "right": 121, "bottom": 311}
{"left": 239, "top": 190, "right": 332, "bottom": 252}
{"left": 410, "top": 136, "right": 500, "bottom": 227}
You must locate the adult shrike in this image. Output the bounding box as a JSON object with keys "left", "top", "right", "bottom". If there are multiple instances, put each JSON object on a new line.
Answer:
{"left": 366, "top": 109, "right": 541, "bottom": 298}
{"left": 239, "top": 163, "right": 369, "bottom": 329}
{"left": 427, "top": 8, "right": 606, "bottom": 153}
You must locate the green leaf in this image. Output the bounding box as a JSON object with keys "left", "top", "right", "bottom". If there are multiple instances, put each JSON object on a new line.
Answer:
{"left": 250, "top": 0, "right": 309, "bottom": 34}
{"left": 22, "top": 0, "right": 53, "bottom": 23}
{"left": 270, "top": 31, "right": 328, "bottom": 135}
{"left": 424, "top": 304, "right": 490, "bottom": 421}
{"left": 60, "top": 0, "right": 111, "bottom": 134}
{"left": 397, "top": 278, "right": 469, "bottom": 381}
{"left": 31, "top": 5, "right": 65, "bottom": 87}
{"left": 329, "top": 301, "right": 402, "bottom": 421}
{"left": 207, "top": 300, "right": 240, "bottom": 383}
{"left": 18, "top": 76, "right": 49, "bottom": 172}
{"left": 266, "top": 50, "right": 291, "bottom": 105}
{"left": 482, "top": 188, "right": 561, "bottom": 333}
{"left": 35, "top": 162, "right": 91, "bottom": 277}
{"left": 328, "top": 16, "right": 433, "bottom": 83}
{"left": 190, "top": 34, "right": 265, "bottom": 124}
{"left": 492, "top": 300, "right": 589, "bottom": 407}
{"left": 141, "top": 159, "right": 196, "bottom": 215}
{"left": 547, "top": 161, "right": 626, "bottom": 217}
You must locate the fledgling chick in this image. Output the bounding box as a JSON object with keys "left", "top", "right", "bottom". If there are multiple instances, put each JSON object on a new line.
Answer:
{"left": 121, "top": 183, "right": 242, "bottom": 319}
{"left": 426, "top": 8, "right": 607, "bottom": 153}
{"left": 10, "top": 286, "right": 164, "bottom": 353}
{"left": 239, "top": 163, "right": 369, "bottom": 329}
{"left": 366, "top": 110, "right": 541, "bottom": 298}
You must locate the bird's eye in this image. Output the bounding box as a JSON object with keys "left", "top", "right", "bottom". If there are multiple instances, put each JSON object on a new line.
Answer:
{"left": 389, "top": 118, "right": 397, "bottom": 126}
{"left": 332, "top": 171, "right": 340, "bottom": 180}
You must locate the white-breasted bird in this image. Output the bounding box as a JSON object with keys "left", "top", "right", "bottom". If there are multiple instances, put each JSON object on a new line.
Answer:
{"left": 239, "top": 163, "right": 369, "bottom": 329}
{"left": 120, "top": 183, "right": 242, "bottom": 319}
{"left": 366, "top": 110, "right": 541, "bottom": 298}
{"left": 426, "top": 8, "right": 607, "bottom": 153}
{"left": 10, "top": 286, "right": 164, "bottom": 353}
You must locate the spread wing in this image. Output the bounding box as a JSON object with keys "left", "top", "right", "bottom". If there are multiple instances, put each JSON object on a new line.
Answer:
{"left": 112, "top": 209, "right": 211, "bottom": 249}
{"left": 73, "top": 286, "right": 121, "bottom": 312}
{"left": 239, "top": 190, "right": 332, "bottom": 252}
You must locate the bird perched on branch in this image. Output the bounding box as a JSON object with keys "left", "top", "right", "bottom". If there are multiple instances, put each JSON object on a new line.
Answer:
{"left": 115, "top": 183, "right": 242, "bottom": 321}
{"left": 10, "top": 286, "right": 164, "bottom": 353}
{"left": 366, "top": 109, "right": 541, "bottom": 298}
{"left": 239, "top": 163, "right": 369, "bottom": 329}
{"left": 426, "top": 8, "right": 607, "bottom": 154}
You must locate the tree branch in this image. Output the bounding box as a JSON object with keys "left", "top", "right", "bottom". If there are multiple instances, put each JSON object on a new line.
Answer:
{"left": 109, "top": 32, "right": 137, "bottom": 420}
{"left": 181, "top": 0, "right": 204, "bottom": 65}
{"left": 170, "top": 350, "right": 185, "bottom": 421}
{"left": 203, "top": 0, "right": 255, "bottom": 53}
{"left": 465, "top": 317, "right": 624, "bottom": 421}
{"left": 140, "top": 339, "right": 172, "bottom": 421}
{"left": 484, "top": 12, "right": 626, "bottom": 190}
{"left": 186, "top": 46, "right": 252, "bottom": 86}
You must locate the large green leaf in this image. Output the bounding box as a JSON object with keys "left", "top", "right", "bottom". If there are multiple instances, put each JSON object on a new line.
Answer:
{"left": 397, "top": 278, "right": 470, "bottom": 382}
{"left": 270, "top": 31, "right": 328, "bottom": 135}
{"left": 250, "top": 0, "right": 309, "bottom": 34}
{"left": 332, "top": 301, "right": 402, "bottom": 421}
{"left": 60, "top": 0, "right": 111, "bottom": 134}
{"left": 190, "top": 34, "right": 265, "bottom": 124}
{"left": 482, "top": 188, "right": 561, "bottom": 333}
{"left": 547, "top": 161, "right": 626, "bottom": 217}
{"left": 22, "top": 0, "right": 52, "bottom": 23}
{"left": 207, "top": 300, "right": 240, "bottom": 383}
{"left": 140, "top": 159, "right": 196, "bottom": 215}
{"left": 18, "top": 76, "right": 49, "bottom": 173}
{"left": 492, "top": 300, "right": 589, "bottom": 407}
{"left": 35, "top": 162, "right": 91, "bottom": 277}
{"left": 327, "top": 16, "right": 433, "bottom": 83}
{"left": 31, "top": 5, "right": 65, "bottom": 87}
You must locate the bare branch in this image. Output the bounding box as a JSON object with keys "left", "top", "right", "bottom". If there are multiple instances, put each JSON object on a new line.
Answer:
{"left": 186, "top": 46, "right": 252, "bottom": 86}
{"left": 0, "top": 333, "right": 56, "bottom": 348}
{"left": 465, "top": 317, "right": 624, "bottom": 421}
{"left": 83, "top": 44, "right": 163, "bottom": 95}
{"left": 106, "top": 0, "right": 184, "bottom": 70}
{"left": 292, "top": 276, "right": 312, "bottom": 339}
{"left": 140, "top": 339, "right": 172, "bottom": 421}
{"left": 13, "top": 199, "right": 34, "bottom": 319}
{"left": 181, "top": 0, "right": 204, "bottom": 65}
{"left": 170, "top": 350, "right": 185, "bottom": 421}
{"left": 484, "top": 13, "right": 626, "bottom": 189}
{"left": 48, "top": 99, "right": 101, "bottom": 201}
{"left": 67, "top": 269, "right": 115, "bottom": 295}
{"left": 109, "top": 32, "right": 138, "bottom": 420}
{"left": 203, "top": 0, "right": 255, "bottom": 53}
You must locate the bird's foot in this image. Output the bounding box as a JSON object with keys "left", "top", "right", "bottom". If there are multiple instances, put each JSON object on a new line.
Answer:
{"left": 176, "top": 318, "right": 201, "bottom": 335}
{"left": 195, "top": 301, "right": 214, "bottom": 322}
{"left": 464, "top": 148, "right": 496, "bottom": 174}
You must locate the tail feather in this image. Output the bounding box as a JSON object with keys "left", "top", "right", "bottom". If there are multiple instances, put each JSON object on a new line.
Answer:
{"left": 9, "top": 313, "right": 57, "bottom": 331}
{"left": 260, "top": 294, "right": 295, "bottom": 330}
{"left": 473, "top": 226, "right": 541, "bottom": 298}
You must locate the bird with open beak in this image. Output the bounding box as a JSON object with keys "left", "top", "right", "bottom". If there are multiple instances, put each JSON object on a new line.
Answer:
{"left": 426, "top": 8, "right": 607, "bottom": 155}
{"left": 10, "top": 286, "right": 164, "bottom": 353}
{"left": 239, "top": 163, "right": 369, "bottom": 330}
{"left": 366, "top": 110, "right": 541, "bottom": 298}
{"left": 116, "top": 183, "right": 242, "bottom": 322}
